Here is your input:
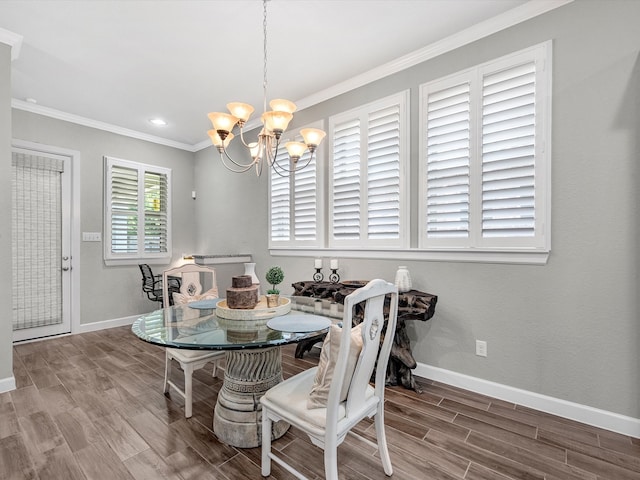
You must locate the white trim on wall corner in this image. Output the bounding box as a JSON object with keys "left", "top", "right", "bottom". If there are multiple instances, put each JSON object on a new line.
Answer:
{"left": 414, "top": 362, "right": 640, "bottom": 439}
{"left": 0, "top": 376, "right": 16, "bottom": 394}
{"left": 0, "top": 27, "right": 23, "bottom": 60}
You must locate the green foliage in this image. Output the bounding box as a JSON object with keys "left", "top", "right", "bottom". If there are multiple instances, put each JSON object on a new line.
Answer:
{"left": 265, "top": 266, "right": 284, "bottom": 294}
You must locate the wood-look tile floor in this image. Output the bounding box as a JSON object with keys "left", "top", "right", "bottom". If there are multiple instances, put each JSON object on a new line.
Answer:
{"left": 3, "top": 325, "right": 639, "bottom": 480}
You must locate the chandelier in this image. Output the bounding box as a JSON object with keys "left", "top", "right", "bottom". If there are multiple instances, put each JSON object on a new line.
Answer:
{"left": 207, "top": 0, "right": 326, "bottom": 177}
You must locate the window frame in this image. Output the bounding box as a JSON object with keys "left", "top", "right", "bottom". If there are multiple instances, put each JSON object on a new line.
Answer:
{"left": 270, "top": 43, "right": 551, "bottom": 265}
{"left": 268, "top": 121, "right": 326, "bottom": 250}
{"left": 328, "top": 90, "right": 410, "bottom": 250}
{"left": 418, "top": 41, "right": 551, "bottom": 260}
{"left": 103, "top": 155, "right": 172, "bottom": 266}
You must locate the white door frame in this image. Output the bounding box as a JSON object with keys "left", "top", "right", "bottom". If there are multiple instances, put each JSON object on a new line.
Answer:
{"left": 11, "top": 139, "right": 81, "bottom": 340}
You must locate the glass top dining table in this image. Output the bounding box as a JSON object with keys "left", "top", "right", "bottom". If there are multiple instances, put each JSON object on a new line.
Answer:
{"left": 131, "top": 295, "right": 342, "bottom": 448}
{"left": 131, "top": 295, "right": 342, "bottom": 350}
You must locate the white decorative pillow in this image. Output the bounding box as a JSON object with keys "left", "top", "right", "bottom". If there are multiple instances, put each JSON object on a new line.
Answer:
{"left": 307, "top": 323, "right": 363, "bottom": 409}
{"left": 173, "top": 287, "right": 219, "bottom": 305}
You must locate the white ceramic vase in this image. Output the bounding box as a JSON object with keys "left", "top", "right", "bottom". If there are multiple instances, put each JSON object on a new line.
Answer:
{"left": 394, "top": 266, "right": 412, "bottom": 293}
{"left": 244, "top": 262, "right": 261, "bottom": 295}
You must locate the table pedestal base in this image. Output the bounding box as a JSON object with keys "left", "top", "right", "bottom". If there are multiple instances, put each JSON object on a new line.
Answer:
{"left": 213, "top": 346, "right": 289, "bottom": 448}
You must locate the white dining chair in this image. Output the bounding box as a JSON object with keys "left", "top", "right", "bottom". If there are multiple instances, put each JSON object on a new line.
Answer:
{"left": 260, "top": 279, "right": 399, "bottom": 479}
{"left": 162, "top": 263, "right": 225, "bottom": 418}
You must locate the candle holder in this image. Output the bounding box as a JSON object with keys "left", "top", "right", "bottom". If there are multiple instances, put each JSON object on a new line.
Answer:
{"left": 329, "top": 268, "right": 340, "bottom": 283}
{"left": 313, "top": 268, "right": 324, "bottom": 282}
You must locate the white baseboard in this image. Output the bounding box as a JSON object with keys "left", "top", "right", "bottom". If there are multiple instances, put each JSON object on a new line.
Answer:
{"left": 415, "top": 362, "right": 640, "bottom": 438}
{"left": 0, "top": 375, "right": 16, "bottom": 394}
{"left": 76, "top": 314, "right": 139, "bottom": 334}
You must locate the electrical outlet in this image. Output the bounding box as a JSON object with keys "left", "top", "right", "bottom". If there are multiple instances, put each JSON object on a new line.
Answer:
{"left": 476, "top": 340, "right": 487, "bottom": 357}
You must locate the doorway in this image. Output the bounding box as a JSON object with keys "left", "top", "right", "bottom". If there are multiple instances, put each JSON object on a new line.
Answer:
{"left": 11, "top": 141, "right": 79, "bottom": 342}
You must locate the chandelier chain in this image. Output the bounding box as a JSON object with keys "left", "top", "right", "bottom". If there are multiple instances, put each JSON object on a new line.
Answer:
{"left": 263, "top": 0, "right": 268, "bottom": 114}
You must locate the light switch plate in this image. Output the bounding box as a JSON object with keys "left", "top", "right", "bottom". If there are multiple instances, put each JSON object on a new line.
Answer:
{"left": 82, "top": 232, "right": 102, "bottom": 242}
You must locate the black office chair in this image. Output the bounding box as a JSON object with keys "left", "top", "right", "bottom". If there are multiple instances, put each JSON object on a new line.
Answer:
{"left": 139, "top": 264, "right": 180, "bottom": 305}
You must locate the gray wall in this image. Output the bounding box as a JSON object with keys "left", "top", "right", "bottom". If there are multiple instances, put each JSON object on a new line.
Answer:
{"left": 11, "top": 110, "right": 198, "bottom": 323}
{"left": 1, "top": 44, "right": 13, "bottom": 382}
{"left": 4, "top": 0, "right": 639, "bottom": 420}
{"left": 196, "top": 0, "right": 640, "bottom": 418}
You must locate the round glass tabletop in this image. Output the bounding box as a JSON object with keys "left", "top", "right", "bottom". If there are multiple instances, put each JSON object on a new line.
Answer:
{"left": 131, "top": 296, "right": 342, "bottom": 351}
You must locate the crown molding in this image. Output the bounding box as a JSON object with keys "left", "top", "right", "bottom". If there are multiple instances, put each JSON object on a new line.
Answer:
{"left": 296, "top": 0, "right": 573, "bottom": 111}
{"left": 12, "top": 99, "right": 195, "bottom": 152}
{"left": 0, "top": 27, "right": 23, "bottom": 61}
{"left": 10, "top": 0, "right": 573, "bottom": 152}
{"left": 193, "top": 138, "right": 213, "bottom": 152}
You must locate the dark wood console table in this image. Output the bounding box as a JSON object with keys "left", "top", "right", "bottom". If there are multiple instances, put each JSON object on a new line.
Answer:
{"left": 291, "top": 281, "right": 437, "bottom": 393}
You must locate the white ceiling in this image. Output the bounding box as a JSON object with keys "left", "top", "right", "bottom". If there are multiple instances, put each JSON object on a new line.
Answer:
{"left": 1, "top": 0, "right": 563, "bottom": 150}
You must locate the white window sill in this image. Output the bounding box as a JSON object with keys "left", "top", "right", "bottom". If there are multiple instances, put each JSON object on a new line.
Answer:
{"left": 269, "top": 248, "right": 549, "bottom": 265}
{"left": 104, "top": 256, "right": 171, "bottom": 267}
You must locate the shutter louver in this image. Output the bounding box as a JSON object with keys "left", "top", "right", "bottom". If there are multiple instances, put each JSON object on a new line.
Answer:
{"left": 332, "top": 119, "right": 361, "bottom": 240}
{"left": 110, "top": 165, "right": 138, "bottom": 253}
{"left": 482, "top": 62, "right": 536, "bottom": 238}
{"left": 270, "top": 148, "right": 291, "bottom": 241}
{"left": 367, "top": 105, "right": 401, "bottom": 240}
{"left": 425, "top": 82, "right": 471, "bottom": 238}
{"left": 144, "top": 171, "right": 168, "bottom": 253}
{"left": 293, "top": 149, "right": 316, "bottom": 241}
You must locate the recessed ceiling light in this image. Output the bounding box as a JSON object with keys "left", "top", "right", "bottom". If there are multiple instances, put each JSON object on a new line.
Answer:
{"left": 149, "top": 118, "right": 167, "bottom": 126}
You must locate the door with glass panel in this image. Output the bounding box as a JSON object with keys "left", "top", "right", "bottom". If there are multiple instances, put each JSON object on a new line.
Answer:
{"left": 11, "top": 147, "right": 71, "bottom": 341}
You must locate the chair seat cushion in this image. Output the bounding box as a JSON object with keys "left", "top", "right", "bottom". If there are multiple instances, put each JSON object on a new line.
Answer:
{"left": 262, "top": 368, "right": 374, "bottom": 430}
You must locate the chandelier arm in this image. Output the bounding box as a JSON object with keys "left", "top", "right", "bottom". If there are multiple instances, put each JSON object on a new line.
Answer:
{"left": 271, "top": 149, "right": 316, "bottom": 175}
{"left": 219, "top": 148, "right": 259, "bottom": 173}
{"left": 293, "top": 151, "right": 315, "bottom": 171}
{"left": 263, "top": 136, "right": 278, "bottom": 165}
{"left": 270, "top": 161, "right": 290, "bottom": 177}
{"left": 237, "top": 127, "right": 257, "bottom": 149}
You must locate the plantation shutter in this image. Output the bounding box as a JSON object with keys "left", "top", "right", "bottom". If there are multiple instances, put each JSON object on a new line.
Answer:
{"left": 425, "top": 82, "right": 471, "bottom": 239}
{"left": 330, "top": 91, "right": 408, "bottom": 248}
{"left": 270, "top": 149, "right": 291, "bottom": 241}
{"left": 110, "top": 164, "right": 139, "bottom": 254}
{"left": 105, "top": 156, "right": 171, "bottom": 264}
{"left": 143, "top": 171, "right": 169, "bottom": 252}
{"left": 269, "top": 128, "right": 320, "bottom": 246}
{"left": 293, "top": 149, "right": 316, "bottom": 241}
{"left": 421, "top": 42, "right": 549, "bottom": 255}
{"left": 481, "top": 61, "right": 536, "bottom": 238}
{"left": 332, "top": 118, "right": 361, "bottom": 240}
{"left": 367, "top": 105, "right": 401, "bottom": 240}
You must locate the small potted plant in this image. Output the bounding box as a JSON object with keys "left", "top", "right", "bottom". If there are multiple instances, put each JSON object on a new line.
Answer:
{"left": 265, "top": 266, "right": 284, "bottom": 307}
